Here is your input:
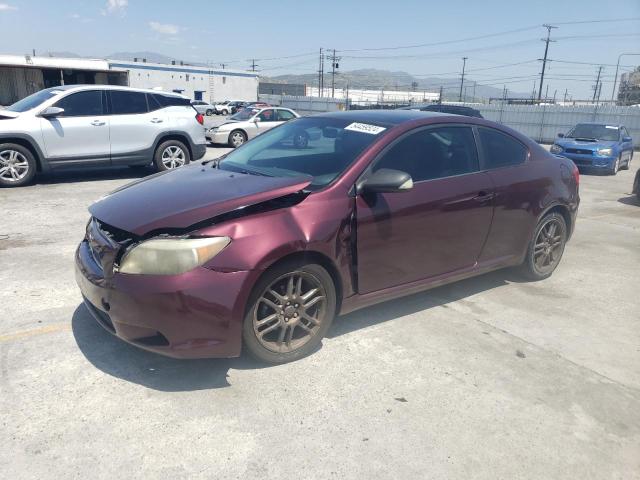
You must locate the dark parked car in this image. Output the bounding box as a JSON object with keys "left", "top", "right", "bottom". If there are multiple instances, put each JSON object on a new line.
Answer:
{"left": 76, "top": 111, "right": 579, "bottom": 364}
{"left": 403, "top": 104, "right": 484, "bottom": 118}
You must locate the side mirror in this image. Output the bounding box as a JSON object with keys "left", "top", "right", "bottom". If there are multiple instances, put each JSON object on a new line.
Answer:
{"left": 253, "top": 117, "right": 261, "bottom": 123}
{"left": 623, "top": 136, "right": 632, "bottom": 142}
{"left": 557, "top": 133, "right": 564, "bottom": 138}
{"left": 40, "top": 106, "right": 64, "bottom": 118}
{"left": 360, "top": 168, "right": 413, "bottom": 194}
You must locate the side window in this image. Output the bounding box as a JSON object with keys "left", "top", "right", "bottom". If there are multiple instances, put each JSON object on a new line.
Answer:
{"left": 147, "top": 93, "right": 162, "bottom": 111}
{"left": 622, "top": 127, "right": 629, "bottom": 139}
{"left": 54, "top": 91, "right": 103, "bottom": 117}
{"left": 110, "top": 91, "right": 148, "bottom": 115}
{"left": 374, "top": 126, "right": 479, "bottom": 181}
{"left": 258, "top": 109, "right": 276, "bottom": 122}
{"left": 277, "top": 109, "right": 295, "bottom": 121}
{"left": 478, "top": 128, "right": 527, "bottom": 169}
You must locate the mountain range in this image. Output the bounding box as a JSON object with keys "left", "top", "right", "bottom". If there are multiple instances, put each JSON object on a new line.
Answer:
{"left": 43, "top": 52, "right": 528, "bottom": 100}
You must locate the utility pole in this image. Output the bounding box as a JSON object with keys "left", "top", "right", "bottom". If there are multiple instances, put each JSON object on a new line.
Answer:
{"left": 537, "top": 24, "right": 557, "bottom": 101}
{"left": 458, "top": 57, "right": 467, "bottom": 102}
{"left": 317, "top": 48, "right": 323, "bottom": 98}
{"left": 563, "top": 88, "right": 568, "bottom": 103}
{"left": 545, "top": 84, "right": 549, "bottom": 101}
{"left": 592, "top": 66, "right": 603, "bottom": 103}
{"left": 472, "top": 81, "right": 476, "bottom": 103}
{"left": 439, "top": 86, "right": 443, "bottom": 104}
{"left": 329, "top": 49, "right": 340, "bottom": 98}
{"left": 250, "top": 59, "right": 258, "bottom": 72}
{"left": 553, "top": 89, "right": 557, "bottom": 103}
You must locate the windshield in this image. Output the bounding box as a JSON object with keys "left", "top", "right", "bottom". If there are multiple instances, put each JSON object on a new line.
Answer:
{"left": 6, "top": 88, "right": 65, "bottom": 112}
{"left": 566, "top": 124, "right": 620, "bottom": 142}
{"left": 218, "top": 117, "right": 386, "bottom": 190}
{"left": 231, "top": 108, "right": 260, "bottom": 121}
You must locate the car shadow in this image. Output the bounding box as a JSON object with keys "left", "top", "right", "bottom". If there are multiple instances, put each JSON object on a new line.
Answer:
{"left": 618, "top": 195, "right": 640, "bottom": 206}
{"left": 73, "top": 269, "right": 514, "bottom": 392}
{"left": 37, "top": 166, "right": 153, "bottom": 185}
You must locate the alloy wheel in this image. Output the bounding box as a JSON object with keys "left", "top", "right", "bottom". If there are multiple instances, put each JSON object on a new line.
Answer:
{"left": 161, "top": 146, "right": 186, "bottom": 169}
{"left": 532, "top": 217, "right": 565, "bottom": 276}
{"left": 0, "top": 150, "right": 30, "bottom": 183}
{"left": 231, "top": 132, "right": 245, "bottom": 147}
{"left": 253, "top": 271, "right": 327, "bottom": 353}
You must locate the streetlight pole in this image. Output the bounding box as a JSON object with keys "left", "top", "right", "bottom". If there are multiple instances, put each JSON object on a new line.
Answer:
{"left": 611, "top": 52, "right": 640, "bottom": 102}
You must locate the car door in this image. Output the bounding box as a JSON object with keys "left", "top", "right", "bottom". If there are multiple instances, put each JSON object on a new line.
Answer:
{"left": 108, "top": 90, "right": 162, "bottom": 165}
{"left": 356, "top": 125, "right": 495, "bottom": 294}
{"left": 250, "top": 109, "right": 281, "bottom": 139}
{"left": 474, "top": 127, "right": 536, "bottom": 264}
{"left": 621, "top": 127, "right": 633, "bottom": 163}
{"left": 39, "top": 89, "right": 110, "bottom": 166}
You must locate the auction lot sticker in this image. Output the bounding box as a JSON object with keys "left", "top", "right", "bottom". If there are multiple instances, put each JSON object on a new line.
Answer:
{"left": 344, "top": 122, "right": 387, "bottom": 135}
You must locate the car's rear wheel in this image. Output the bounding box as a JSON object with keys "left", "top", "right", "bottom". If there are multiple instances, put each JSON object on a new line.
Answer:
{"left": 229, "top": 130, "right": 247, "bottom": 148}
{"left": 154, "top": 140, "right": 190, "bottom": 171}
{"left": 206, "top": 109, "right": 214, "bottom": 116}
{"left": 0, "top": 143, "right": 36, "bottom": 188}
{"left": 221, "top": 109, "right": 229, "bottom": 115}
{"left": 242, "top": 261, "right": 337, "bottom": 364}
{"left": 518, "top": 212, "right": 567, "bottom": 281}
{"left": 621, "top": 152, "right": 631, "bottom": 170}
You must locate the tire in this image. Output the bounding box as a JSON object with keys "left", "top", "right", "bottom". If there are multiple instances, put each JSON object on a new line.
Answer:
{"left": 228, "top": 130, "right": 247, "bottom": 148}
{"left": 206, "top": 109, "right": 214, "bottom": 116}
{"left": 609, "top": 155, "right": 621, "bottom": 175}
{"left": 153, "top": 140, "right": 190, "bottom": 171}
{"left": 242, "top": 260, "right": 337, "bottom": 364}
{"left": 221, "top": 109, "right": 229, "bottom": 116}
{"left": 0, "top": 143, "right": 37, "bottom": 187}
{"left": 293, "top": 130, "right": 309, "bottom": 149}
{"left": 621, "top": 152, "right": 632, "bottom": 170}
{"left": 518, "top": 212, "right": 567, "bottom": 281}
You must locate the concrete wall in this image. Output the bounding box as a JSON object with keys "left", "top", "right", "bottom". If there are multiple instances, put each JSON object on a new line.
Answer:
{"left": 110, "top": 62, "right": 258, "bottom": 103}
{"left": 258, "top": 94, "right": 347, "bottom": 115}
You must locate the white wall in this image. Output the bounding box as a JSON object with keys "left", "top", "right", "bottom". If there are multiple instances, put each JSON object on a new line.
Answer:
{"left": 305, "top": 86, "right": 439, "bottom": 105}
{"left": 109, "top": 61, "right": 258, "bottom": 103}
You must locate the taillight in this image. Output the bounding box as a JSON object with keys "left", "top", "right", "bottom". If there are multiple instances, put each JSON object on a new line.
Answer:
{"left": 196, "top": 113, "right": 204, "bottom": 125}
{"left": 572, "top": 162, "right": 580, "bottom": 186}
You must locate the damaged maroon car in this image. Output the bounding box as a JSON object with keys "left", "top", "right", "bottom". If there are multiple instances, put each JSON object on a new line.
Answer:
{"left": 75, "top": 111, "right": 579, "bottom": 363}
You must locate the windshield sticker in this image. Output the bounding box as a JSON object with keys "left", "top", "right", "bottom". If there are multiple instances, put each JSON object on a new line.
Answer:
{"left": 344, "top": 122, "right": 386, "bottom": 135}
{"left": 605, "top": 126, "right": 617, "bottom": 129}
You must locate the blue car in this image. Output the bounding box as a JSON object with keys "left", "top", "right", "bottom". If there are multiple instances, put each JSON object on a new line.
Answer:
{"left": 550, "top": 123, "right": 634, "bottom": 175}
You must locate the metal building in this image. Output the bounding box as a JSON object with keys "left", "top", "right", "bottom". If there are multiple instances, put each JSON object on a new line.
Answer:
{"left": 0, "top": 54, "right": 259, "bottom": 106}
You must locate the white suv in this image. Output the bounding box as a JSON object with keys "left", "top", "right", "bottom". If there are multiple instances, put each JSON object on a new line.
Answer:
{"left": 0, "top": 85, "right": 207, "bottom": 187}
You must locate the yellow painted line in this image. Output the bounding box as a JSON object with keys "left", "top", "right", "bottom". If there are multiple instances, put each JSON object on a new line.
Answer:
{"left": 0, "top": 323, "right": 71, "bottom": 342}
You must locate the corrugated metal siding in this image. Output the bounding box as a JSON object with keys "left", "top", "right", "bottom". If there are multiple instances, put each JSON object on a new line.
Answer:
{"left": 476, "top": 104, "right": 640, "bottom": 147}
{"left": 0, "top": 67, "right": 45, "bottom": 105}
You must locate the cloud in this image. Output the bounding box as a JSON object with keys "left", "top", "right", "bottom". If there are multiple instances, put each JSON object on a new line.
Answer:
{"left": 149, "top": 21, "right": 180, "bottom": 35}
{"left": 70, "top": 13, "right": 93, "bottom": 23}
{"left": 101, "top": 0, "right": 127, "bottom": 16}
{"left": 0, "top": 3, "right": 18, "bottom": 11}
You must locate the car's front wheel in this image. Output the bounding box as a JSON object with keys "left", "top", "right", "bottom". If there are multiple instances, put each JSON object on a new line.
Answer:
{"left": 154, "top": 140, "right": 191, "bottom": 171}
{"left": 206, "top": 109, "right": 214, "bottom": 116}
{"left": 519, "top": 212, "right": 567, "bottom": 281}
{"left": 0, "top": 143, "right": 36, "bottom": 188}
{"left": 242, "top": 260, "right": 337, "bottom": 364}
{"left": 221, "top": 109, "right": 229, "bottom": 116}
{"left": 610, "top": 155, "right": 621, "bottom": 175}
{"left": 228, "top": 130, "right": 247, "bottom": 148}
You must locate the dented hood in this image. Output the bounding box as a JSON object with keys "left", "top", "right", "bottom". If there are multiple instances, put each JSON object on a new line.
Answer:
{"left": 89, "top": 164, "right": 311, "bottom": 236}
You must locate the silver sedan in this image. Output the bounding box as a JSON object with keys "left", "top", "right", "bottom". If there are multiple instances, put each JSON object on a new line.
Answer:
{"left": 206, "top": 107, "right": 300, "bottom": 147}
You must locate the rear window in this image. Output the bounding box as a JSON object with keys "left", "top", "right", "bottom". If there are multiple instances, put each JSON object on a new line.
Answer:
{"left": 478, "top": 128, "right": 527, "bottom": 169}
{"left": 110, "top": 91, "right": 148, "bottom": 115}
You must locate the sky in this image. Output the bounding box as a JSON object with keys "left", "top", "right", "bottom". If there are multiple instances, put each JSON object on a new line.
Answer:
{"left": 1, "top": 0, "right": 639, "bottom": 99}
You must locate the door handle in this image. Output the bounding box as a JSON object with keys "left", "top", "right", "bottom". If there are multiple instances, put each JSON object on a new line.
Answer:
{"left": 472, "top": 191, "right": 495, "bottom": 202}
{"left": 150, "top": 118, "right": 163, "bottom": 123}
{"left": 91, "top": 120, "right": 106, "bottom": 126}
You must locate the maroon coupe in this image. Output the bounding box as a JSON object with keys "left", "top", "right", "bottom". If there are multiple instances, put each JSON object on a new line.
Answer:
{"left": 76, "top": 111, "right": 579, "bottom": 363}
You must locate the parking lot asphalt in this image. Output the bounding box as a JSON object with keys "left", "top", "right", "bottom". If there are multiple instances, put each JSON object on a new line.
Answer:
{"left": 1, "top": 146, "right": 639, "bottom": 479}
